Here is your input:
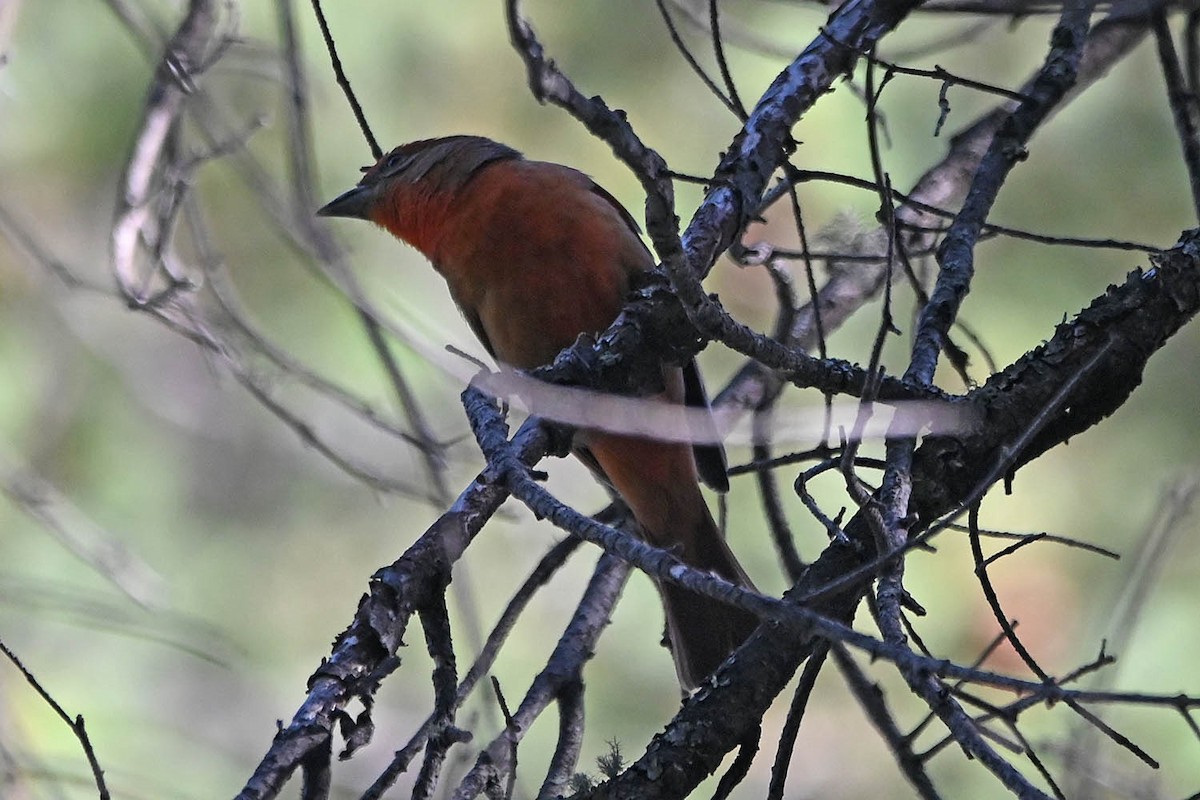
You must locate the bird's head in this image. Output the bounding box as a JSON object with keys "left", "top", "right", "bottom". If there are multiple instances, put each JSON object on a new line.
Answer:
{"left": 317, "top": 135, "right": 522, "bottom": 227}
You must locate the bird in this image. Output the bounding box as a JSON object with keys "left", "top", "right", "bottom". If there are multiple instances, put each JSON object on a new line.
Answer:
{"left": 318, "top": 135, "right": 758, "bottom": 689}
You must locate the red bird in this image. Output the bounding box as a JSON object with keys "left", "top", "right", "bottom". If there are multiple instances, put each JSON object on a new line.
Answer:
{"left": 319, "top": 135, "right": 757, "bottom": 689}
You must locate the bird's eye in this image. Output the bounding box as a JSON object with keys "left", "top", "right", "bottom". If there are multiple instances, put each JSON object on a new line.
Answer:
{"left": 384, "top": 151, "right": 407, "bottom": 171}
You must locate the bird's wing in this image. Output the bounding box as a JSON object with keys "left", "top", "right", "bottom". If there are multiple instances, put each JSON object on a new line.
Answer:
{"left": 589, "top": 177, "right": 730, "bottom": 493}
{"left": 587, "top": 180, "right": 645, "bottom": 240}
{"left": 454, "top": 297, "right": 496, "bottom": 359}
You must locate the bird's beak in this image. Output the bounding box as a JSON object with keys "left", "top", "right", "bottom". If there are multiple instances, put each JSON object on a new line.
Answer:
{"left": 317, "top": 184, "right": 375, "bottom": 220}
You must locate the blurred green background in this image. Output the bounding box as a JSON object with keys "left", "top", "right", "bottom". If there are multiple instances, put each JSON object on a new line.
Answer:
{"left": 1, "top": 1, "right": 1199, "bottom": 797}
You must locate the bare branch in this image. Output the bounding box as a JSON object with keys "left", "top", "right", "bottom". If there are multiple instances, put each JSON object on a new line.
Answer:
{"left": 234, "top": 421, "right": 551, "bottom": 800}
{"left": 451, "top": 553, "right": 631, "bottom": 800}
{"left": 831, "top": 644, "right": 941, "bottom": 800}
{"left": 361, "top": 535, "right": 582, "bottom": 798}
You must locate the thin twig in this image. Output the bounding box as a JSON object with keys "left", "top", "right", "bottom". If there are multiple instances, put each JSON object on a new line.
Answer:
{"left": 412, "top": 591, "right": 465, "bottom": 800}
{"left": 654, "top": 0, "right": 743, "bottom": 119}
{"left": 450, "top": 553, "right": 631, "bottom": 800}
{"left": 1154, "top": 10, "right": 1200, "bottom": 221}
{"left": 0, "top": 638, "right": 111, "bottom": 800}
{"left": 708, "top": 0, "right": 748, "bottom": 119}
{"left": 280, "top": 0, "right": 454, "bottom": 506}
{"left": 766, "top": 643, "right": 829, "bottom": 800}
{"left": 362, "top": 535, "right": 582, "bottom": 799}
{"left": 831, "top": 643, "right": 941, "bottom": 800}
{"left": 308, "top": 0, "right": 379, "bottom": 159}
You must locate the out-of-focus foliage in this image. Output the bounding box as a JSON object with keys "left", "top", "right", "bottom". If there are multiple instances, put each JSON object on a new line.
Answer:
{"left": 0, "top": 1, "right": 1198, "bottom": 798}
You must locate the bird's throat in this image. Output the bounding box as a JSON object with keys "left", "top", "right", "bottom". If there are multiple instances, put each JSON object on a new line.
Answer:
{"left": 369, "top": 186, "right": 455, "bottom": 263}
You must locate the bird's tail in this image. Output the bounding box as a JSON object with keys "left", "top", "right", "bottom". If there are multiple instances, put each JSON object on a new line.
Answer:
{"left": 581, "top": 429, "right": 759, "bottom": 690}
{"left": 657, "top": 510, "right": 760, "bottom": 690}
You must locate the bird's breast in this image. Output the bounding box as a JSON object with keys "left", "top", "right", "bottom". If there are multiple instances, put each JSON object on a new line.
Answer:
{"left": 434, "top": 163, "right": 650, "bottom": 370}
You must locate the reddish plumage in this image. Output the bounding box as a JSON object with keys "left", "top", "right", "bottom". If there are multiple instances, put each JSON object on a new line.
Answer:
{"left": 320, "top": 135, "right": 757, "bottom": 689}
